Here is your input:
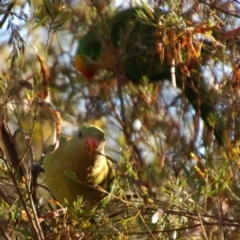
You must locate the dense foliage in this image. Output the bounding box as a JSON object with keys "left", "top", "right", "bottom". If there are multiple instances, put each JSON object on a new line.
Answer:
{"left": 0, "top": 0, "right": 240, "bottom": 239}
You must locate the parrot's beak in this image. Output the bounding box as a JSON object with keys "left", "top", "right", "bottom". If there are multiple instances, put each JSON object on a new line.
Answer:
{"left": 85, "top": 135, "right": 100, "bottom": 154}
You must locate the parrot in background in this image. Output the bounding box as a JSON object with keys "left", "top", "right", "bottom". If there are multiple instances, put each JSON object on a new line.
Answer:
{"left": 75, "top": 7, "right": 224, "bottom": 144}
{"left": 43, "top": 125, "right": 114, "bottom": 210}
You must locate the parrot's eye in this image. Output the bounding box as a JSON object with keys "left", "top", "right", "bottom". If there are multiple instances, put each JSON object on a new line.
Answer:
{"left": 78, "top": 131, "right": 82, "bottom": 138}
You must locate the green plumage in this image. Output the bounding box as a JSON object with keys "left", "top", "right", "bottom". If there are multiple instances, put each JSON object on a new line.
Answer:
{"left": 76, "top": 29, "right": 102, "bottom": 63}
{"left": 75, "top": 8, "right": 223, "bottom": 144}
{"left": 43, "top": 125, "right": 114, "bottom": 209}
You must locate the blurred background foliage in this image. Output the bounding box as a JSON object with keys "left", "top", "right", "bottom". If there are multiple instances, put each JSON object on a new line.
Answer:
{"left": 1, "top": 0, "right": 240, "bottom": 239}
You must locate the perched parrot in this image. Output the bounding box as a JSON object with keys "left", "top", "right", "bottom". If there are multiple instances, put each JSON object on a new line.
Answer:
{"left": 75, "top": 7, "right": 224, "bottom": 144}
{"left": 43, "top": 125, "right": 114, "bottom": 210}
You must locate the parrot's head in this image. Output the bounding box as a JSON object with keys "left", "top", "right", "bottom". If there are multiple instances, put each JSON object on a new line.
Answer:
{"left": 75, "top": 30, "right": 103, "bottom": 79}
{"left": 77, "top": 125, "right": 106, "bottom": 154}
{"left": 75, "top": 29, "right": 115, "bottom": 79}
{"left": 74, "top": 54, "right": 99, "bottom": 79}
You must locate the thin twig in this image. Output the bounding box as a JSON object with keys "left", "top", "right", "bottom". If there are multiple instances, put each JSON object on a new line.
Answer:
{"left": 0, "top": 1, "right": 16, "bottom": 28}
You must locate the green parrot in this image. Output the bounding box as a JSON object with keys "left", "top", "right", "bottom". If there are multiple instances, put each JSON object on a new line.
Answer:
{"left": 43, "top": 125, "right": 114, "bottom": 210}
{"left": 75, "top": 8, "right": 224, "bottom": 144}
